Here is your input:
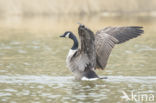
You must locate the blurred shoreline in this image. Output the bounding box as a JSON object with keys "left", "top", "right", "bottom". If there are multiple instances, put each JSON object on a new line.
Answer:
{"left": 0, "top": 0, "right": 155, "bottom": 37}
{"left": 0, "top": 0, "right": 156, "bottom": 17}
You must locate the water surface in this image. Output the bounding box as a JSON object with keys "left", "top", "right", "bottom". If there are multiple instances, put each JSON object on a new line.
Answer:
{"left": 0, "top": 16, "right": 156, "bottom": 103}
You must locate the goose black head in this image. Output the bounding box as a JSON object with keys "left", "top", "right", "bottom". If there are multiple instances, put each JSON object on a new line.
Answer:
{"left": 60, "top": 31, "right": 78, "bottom": 50}
{"left": 60, "top": 31, "right": 73, "bottom": 38}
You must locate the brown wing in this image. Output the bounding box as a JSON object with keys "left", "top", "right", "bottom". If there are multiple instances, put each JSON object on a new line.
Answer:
{"left": 74, "top": 24, "right": 96, "bottom": 71}
{"left": 98, "top": 26, "right": 144, "bottom": 44}
{"left": 95, "top": 33, "right": 119, "bottom": 69}
{"left": 95, "top": 26, "right": 144, "bottom": 70}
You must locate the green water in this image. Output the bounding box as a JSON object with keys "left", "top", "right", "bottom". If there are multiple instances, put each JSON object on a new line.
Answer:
{"left": 0, "top": 16, "right": 156, "bottom": 103}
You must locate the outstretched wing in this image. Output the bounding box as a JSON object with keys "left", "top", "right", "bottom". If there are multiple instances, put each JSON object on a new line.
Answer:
{"left": 98, "top": 26, "right": 144, "bottom": 44}
{"left": 75, "top": 24, "right": 96, "bottom": 71}
{"left": 95, "top": 26, "right": 144, "bottom": 69}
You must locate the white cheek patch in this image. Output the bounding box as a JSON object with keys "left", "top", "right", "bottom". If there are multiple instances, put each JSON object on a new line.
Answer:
{"left": 65, "top": 33, "right": 70, "bottom": 38}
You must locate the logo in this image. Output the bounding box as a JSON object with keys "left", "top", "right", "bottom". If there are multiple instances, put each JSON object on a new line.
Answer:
{"left": 121, "top": 90, "right": 155, "bottom": 102}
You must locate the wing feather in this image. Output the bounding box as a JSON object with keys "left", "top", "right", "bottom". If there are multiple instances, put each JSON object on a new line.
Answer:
{"left": 99, "top": 26, "right": 144, "bottom": 44}
{"left": 95, "top": 33, "right": 118, "bottom": 69}
{"left": 69, "top": 25, "right": 96, "bottom": 72}
{"left": 95, "top": 26, "right": 143, "bottom": 69}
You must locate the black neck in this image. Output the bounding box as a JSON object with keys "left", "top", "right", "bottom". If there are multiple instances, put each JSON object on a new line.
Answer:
{"left": 69, "top": 33, "right": 79, "bottom": 50}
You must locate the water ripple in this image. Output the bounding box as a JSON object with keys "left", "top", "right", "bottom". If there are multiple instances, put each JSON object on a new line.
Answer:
{"left": 0, "top": 75, "right": 155, "bottom": 84}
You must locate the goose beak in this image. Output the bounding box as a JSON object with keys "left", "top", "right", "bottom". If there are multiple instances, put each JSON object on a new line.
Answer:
{"left": 60, "top": 34, "right": 64, "bottom": 37}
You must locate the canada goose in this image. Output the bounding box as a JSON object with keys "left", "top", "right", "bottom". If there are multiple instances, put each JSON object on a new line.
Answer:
{"left": 60, "top": 24, "right": 143, "bottom": 80}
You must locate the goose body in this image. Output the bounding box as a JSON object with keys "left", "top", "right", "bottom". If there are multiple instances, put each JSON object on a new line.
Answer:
{"left": 60, "top": 24, "right": 144, "bottom": 80}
